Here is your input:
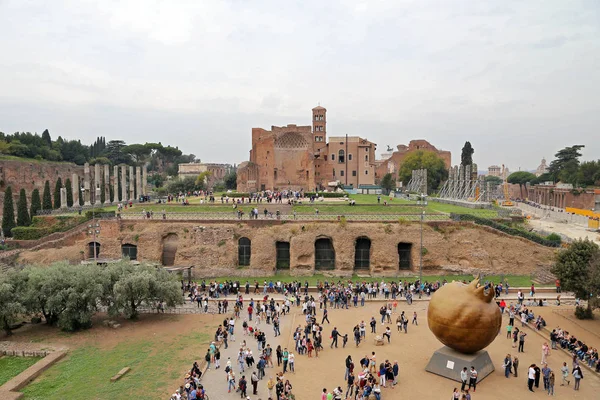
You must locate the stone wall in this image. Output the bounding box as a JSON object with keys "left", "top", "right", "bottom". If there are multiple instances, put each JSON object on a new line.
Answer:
{"left": 16, "top": 220, "right": 556, "bottom": 277}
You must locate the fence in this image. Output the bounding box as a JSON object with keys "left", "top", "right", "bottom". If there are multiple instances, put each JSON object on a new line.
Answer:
{"left": 120, "top": 212, "right": 452, "bottom": 222}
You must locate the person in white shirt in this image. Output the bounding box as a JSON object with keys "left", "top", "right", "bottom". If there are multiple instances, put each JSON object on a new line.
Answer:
{"left": 460, "top": 367, "right": 468, "bottom": 391}
{"left": 528, "top": 364, "right": 536, "bottom": 392}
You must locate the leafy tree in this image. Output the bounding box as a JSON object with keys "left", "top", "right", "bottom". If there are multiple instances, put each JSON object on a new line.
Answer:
{"left": 148, "top": 173, "right": 164, "bottom": 188}
{"left": 484, "top": 175, "right": 503, "bottom": 185}
{"left": 195, "top": 171, "right": 211, "bottom": 190}
{"left": 41, "top": 129, "right": 52, "bottom": 146}
{"left": 577, "top": 160, "right": 600, "bottom": 186}
{"left": 551, "top": 239, "right": 600, "bottom": 318}
{"left": 110, "top": 263, "right": 182, "bottom": 319}
{"left": 65, "top": 178, "right": 73, "bottom": 207}
{"left": 42, "top": 180, "right": 52, "bottom": 210}
{"left": 53, "top": 177, "right": 62, "bottom": 209}
{"left": 533, "top": 172, "right": 554, "bottom": 185}
{"left": 507, "top": 171, "right": 536, "bottom": 198}
{"left": 105, "top": 140, "right": 131, "bottom": 165}
{"left": 30, "top": 188, "right": 41, "bottom": 218}
{"left": 0, "top": 270, "right": 26, "bottom": 336}
{"left": 548, "top": 145, "right": 584, "bottom": 184}
{"left": 398, "top": 150, "right": 448, "bottom": 192}
{"left": 166, "top": 176, "right": 198, "bottom": 194}
{"left": 123, "top": 143, "right": 152, "bottom": 165}
{"left": 2, "top": 187, "right": 16, "bottom": 237}
{"left": 380, "top": 173, "right": 396, "bottom": 194}
{"left": 460, "top": 141, "right": 474, "bottom": 166}
{"left": 22, "top": 263, "right": 104, "bottom": 331}
{"left": 16, "top": 188, "right": 30, "bottom": 226}
{"left": 224, "top": 171, "right": 237, "bottom": 190}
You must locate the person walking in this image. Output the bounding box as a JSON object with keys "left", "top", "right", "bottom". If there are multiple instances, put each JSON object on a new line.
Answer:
{"left": 468, "top": 366, "right": 478, "bottom": 392}
{"left": 534, "top": 364, "right": 541, "bottom": 389}
{"left": 506, "top": 322, "right": 512, "bottom": 339}
{"left": 322, "top": 308, "right": 330, "bottom": 324}
{"left": 331, "top": 327, "right": 340, "bottom": 348}
{"left": 238, "top": 375, "right": 247, "bottom": 398}
{"left": 573, "top": 366, "right": 583, "bottom": 390}
{"left": 346, "top": 371, "right": 355, "bottom": 398}
{"left": 528, "top": 364, "right": 536, "bottom": 392}
{"left": 227, "top": 370, "right": 236, "bottom": 393}
{"left": 460, "top": 367, "right": 468, "bottom": 392}
{"left": 251, "top": 371, "right": 259, "bottom": 395}
{"left": 282, "top": 348, "right": 289, "bottom": 373}
{"left": 503, "top": 354, "right": 512, "bottom": 378}
{"left": 560, "top": 362, "right": 570, "bottom": 386}
{"left": 267, "top": 376, "right": 275, "bottom": 398}
{"left": 412, "top": 311, "right": 418, "bottom": 325}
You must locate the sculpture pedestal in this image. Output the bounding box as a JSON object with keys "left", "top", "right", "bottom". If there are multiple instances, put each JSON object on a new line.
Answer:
{"left": 426, "top": 346, "right": 495, "bottom": 383}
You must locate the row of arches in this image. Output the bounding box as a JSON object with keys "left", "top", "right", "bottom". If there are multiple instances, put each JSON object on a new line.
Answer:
{"left": 86, "top": 242, "right": 138, "bottom": 261}
{"left": 237, "top": 237, "right": 413, "bottom": 270}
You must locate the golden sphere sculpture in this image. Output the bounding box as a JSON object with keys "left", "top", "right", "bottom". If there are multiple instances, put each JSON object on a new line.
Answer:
{"left": 427, "top": 278, "right": 502, "bottom": 354}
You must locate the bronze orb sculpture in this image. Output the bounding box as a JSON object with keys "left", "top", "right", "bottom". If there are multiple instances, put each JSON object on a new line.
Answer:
{"left": 427, "top": 278, "right": 502, "bottom": 354}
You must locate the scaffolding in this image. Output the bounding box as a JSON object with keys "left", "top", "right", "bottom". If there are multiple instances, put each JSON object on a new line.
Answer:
{"left": 405, "top": 169, "right": 428, "bottom": 195}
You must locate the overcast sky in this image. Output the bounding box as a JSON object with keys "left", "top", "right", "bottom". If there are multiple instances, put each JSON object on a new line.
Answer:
{"left": 1, "top": 0, "right": 599, "bottom": 171}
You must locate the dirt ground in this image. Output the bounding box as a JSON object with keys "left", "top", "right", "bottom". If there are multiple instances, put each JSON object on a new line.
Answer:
{"left": 255, "top": 303, "right": 600, "bottom": 400}
{"left": 3, "top": 304, "right": 599, "bottom": 400}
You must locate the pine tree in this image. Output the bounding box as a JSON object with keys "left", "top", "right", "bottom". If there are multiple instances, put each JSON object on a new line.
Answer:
{"left": 41, "top": 129, "right": 52, "bottom": 146}
{"left": 460, "top": 141, "right": 475, "bottom": 166}
{"left": 30, "top": 188, "right": 41, "bottom": 218}
{"left": 2, "top": 187, "right": 16, "bottom": 237}
{"left": 65, "top": 178, "right": 73, "bottom": 207}
{"left": 16, "top": 188, "right": 31, "bottom": 226}
{"left": 42, "top": 180, "right": 52, "bottom": 210}
{"left": 53, "top": 177, "right": 63, "bottom": 209}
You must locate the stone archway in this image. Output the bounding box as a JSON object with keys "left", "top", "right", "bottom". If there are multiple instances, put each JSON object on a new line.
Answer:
{"left": 161, "top": 233, "right": 179, "bottom": 266}
{"left": 315, "top": 237, "right": 335, "bottom": 270}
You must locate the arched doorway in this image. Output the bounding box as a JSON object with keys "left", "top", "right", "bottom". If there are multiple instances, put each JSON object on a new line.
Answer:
{"left": 398, "top": 242, "right": 412, "bottom": 270}
{"left": 161, "top": 233, "right": 179, "bottom": 266}
{"left": 121, "top": 243, "right": 138, "bottom": 260}
{"left": 238, "top": 237, "right": 251, "bottom": 266}
{"left": 87, "top": 242, "right": 101, "bottom": 259}
{"left": 354, "top": 237, "right": 371, "bottom": 270}
{"left": 315, "top": 238, "right": 335, "bottom": 270}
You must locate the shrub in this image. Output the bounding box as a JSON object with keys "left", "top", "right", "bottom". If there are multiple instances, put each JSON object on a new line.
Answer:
{"left": 574, "top": 306, "right": 593, "bottom": 320}
{"left": 304, "top": 192, "right": 346, "bottom": 198}
{"left": 2, "top": 186, "right": 16, "bottom": 236}
{"left": 546, "top": 233, "right": 562, "bottom": 244}
{"left": 11, "top": 226, "right": 51, "bottom": 240}
{"left": 85, "top": 209, "right": 115, "bottom": 219}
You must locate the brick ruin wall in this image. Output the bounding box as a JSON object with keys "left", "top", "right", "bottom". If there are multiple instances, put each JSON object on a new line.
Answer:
{"left": 16, "top": 220, "right": 556, "bottom": 277}
{"left": 0, "top": 159, "right": 85, "bottom": 215}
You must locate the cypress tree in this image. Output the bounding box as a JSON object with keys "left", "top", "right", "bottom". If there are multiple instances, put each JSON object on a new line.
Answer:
{"left": 42, "top": 180, "right": 52, "bottom": 210}
{"left": 53, "top": 177, "right": 62, "bottom": 209}
{"left": 110, "top": 183, "right": 114, "bottom": 203}
{"left": 30, "top": 188, "right": 41, "bottom": 218}
{"left": 2, "top": 187, "right": 16, "bottom": 237}
{"left": 16, "top": 188, "right": 30, "bottom": 226}
{"left": 65, "top": 178, "right": 73, "bottom": 207}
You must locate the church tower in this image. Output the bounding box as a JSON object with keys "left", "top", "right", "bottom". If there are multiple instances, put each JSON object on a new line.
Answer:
{"left": 312, "top": 105, "right": 327, "bottom": 153}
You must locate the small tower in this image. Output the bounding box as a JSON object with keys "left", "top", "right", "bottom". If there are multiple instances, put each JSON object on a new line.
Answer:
{"left": 312, "top": 105, "right": 327, "bottom": 153}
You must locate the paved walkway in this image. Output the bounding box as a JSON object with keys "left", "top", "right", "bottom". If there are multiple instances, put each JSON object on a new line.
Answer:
{"left": 202, "top": 308, "right": 296, "bottom": 400}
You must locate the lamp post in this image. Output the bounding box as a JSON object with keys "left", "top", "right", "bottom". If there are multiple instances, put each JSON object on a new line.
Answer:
{"left": 85, "top": 188, "right": 101, "bottom": 262}
{"left": 418, "top": 193, "right": 427, "bottom": 298}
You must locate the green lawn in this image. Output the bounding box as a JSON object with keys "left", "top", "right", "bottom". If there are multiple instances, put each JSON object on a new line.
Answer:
{"left": 197, "top": 273, "right": 545, "bottom": 287}
{"left": 21, "top": 331, "right": 210, "bottom": 400}
{"left": 0, "top": 356, "right": 42, "bottom": 386}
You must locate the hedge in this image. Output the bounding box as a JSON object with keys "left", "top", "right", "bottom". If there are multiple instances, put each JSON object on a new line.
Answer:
{"left": 85, "top": 209, "right": 115, "bottom": 219}
{"left": 13, "top": 215, "right": 90, "bottom": 240}
{"left": 12, "top": 226, "right": 51, "bottom": 240}
{"left": 452, "top": 214, "right": 561, "bottom": 248}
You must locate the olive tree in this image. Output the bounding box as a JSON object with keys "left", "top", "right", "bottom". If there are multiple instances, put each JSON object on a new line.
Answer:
{"left": 0, "top": 270, "right": 26, "bottom": 336}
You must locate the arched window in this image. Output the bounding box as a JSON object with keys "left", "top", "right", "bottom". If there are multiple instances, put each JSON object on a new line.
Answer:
{"left": 122, "top": 243, "right": 138, "bottom": 260}
{"left": 238, "top": 237, "right": 251, "bottom": 266}
{"left": 88, "top": 242, "right": 101, "bottom": 259}
{"left": 338, "top": 150, "right": 345, "bottom": 163}
{"left": 315, "top": 238, "right": 335, "bottom": 270}
{"left": 398, "top": 243, "right": 412, "bottom": 270}
{"left": 354, "top": 237, "right": 371, "bottom": 270}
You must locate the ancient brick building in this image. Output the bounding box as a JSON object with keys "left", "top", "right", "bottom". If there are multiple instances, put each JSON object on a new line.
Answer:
{"left": 374, "top": 140, "right": 451, "bottom": 184}
{"left": 237, "top": 106, "right": 377, "bottom": 192}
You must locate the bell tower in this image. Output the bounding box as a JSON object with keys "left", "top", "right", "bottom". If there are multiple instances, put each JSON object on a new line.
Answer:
{"left": 312, "top": 105, "right": 327, "bottom": 153}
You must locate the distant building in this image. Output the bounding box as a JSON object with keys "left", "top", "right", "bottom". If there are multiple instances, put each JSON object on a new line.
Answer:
{"left": 178, "top": 162, "right": 232, "bottom": 189}
{"left": 488, "top": 165, "right": 502, "bottom": 177}
{"left": 535, "top": 158, "right": 549, "bottom": 177}
{"left": 375, "top": 140, "right": 451, "bottom": 185}
{"left": 237, "top": 106, "right": 377, "bottom": 192}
